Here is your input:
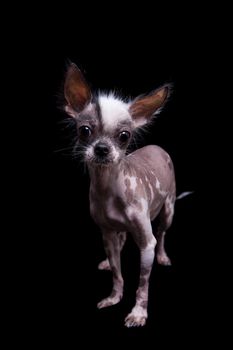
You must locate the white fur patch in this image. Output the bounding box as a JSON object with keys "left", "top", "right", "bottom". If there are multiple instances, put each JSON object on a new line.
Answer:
{"left": 155, "top": 178, "right": 160, "bottom": 190}
{"left": 148, "top": 183, "right": 154, "bottom": 201}
{"left": 155, "top": 178, "right": 167, "bottom": 197}
{"left": 85, "top": 145, "right": 94, "bottom": 161}
{"left": 98, "top": 94, "right": 131, "bottom": 133}
{"left": 140, "top": 197, "right": 148, "bottom": 215}
{"left": 141, "top": 248, "right": 155, "bottom": 268}
{"left": 111, "top": 145, "right": 120, "bottom": 162}
{"left": 130, "top": 305, "right": 147, "bottom": 317}
{"left": 130, "top": 176, "right": 137, "bottom": 192}
{"left": 167, "top": 197, "right": 174, "bottom": 217}
{"left": 176, "top": 191, "right": 193, "bottom": 200}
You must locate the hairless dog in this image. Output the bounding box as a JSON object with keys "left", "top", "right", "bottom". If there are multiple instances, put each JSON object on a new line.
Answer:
{"left": 63, "top": 63, "right": 191, "bottom": 327}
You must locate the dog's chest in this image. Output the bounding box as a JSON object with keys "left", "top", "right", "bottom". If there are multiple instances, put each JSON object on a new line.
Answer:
{"left": 89, "top": 184, "right": 127, "bottom": 230}
{"left": 89, "top": 170, "right": 161, "bottom": 230}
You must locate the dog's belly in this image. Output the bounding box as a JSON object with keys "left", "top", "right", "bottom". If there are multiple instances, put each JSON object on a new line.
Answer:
{"left": 150, "top": 199, "right": 166, "bottom": 221}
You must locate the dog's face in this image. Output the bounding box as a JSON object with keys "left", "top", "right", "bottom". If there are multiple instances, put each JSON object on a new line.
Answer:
{"left": 64, "top": 63, "right": 170, "bottom": 166}
{"left": 70, "top": 95, "right": 133, "bottom": 165}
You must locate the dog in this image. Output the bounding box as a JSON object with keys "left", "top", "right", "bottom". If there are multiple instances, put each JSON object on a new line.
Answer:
{"left": 63, "top": 63, "right": 190, "bottom": 327}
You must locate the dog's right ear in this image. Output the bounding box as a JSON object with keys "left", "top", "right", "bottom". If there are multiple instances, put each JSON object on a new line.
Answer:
{"left": 64, "top": 63, "right": 92, "bottom": 117}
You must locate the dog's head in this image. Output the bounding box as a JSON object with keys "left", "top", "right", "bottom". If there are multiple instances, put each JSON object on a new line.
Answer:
{"left": 64, "top": 63, "right": 171, "bottom": 166}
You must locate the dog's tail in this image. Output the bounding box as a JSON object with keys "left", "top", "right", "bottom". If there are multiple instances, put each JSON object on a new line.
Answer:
{"left": 176, "top": 191, "right": 194, "bottom": 200}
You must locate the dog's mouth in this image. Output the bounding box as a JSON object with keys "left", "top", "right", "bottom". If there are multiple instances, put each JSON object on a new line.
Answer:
{"left": 85, "top": 144, "right": 120, "bottom": 166}
{"left": 93, "top": 156, "right": 114, "bottom": 165}
{"left": 85, "top": 153, "right": 116, "bottom": 166}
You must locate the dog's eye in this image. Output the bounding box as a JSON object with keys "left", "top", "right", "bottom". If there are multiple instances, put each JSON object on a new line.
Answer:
{"left": 119, "top": 131, "right": 130, "bottom": 143}
{"left": 79, "top": 126, "right": 92, "bottom": 140}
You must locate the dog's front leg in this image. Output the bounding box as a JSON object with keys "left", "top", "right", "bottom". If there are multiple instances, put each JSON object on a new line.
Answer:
{"left": 98, "top": 231, "right": 126, "bottom": 270}
{"left": 125, "top": 220, "right": 156, "bottom": 327}
{"left": 97, "top": 231, "right": 124, "bottom": 309}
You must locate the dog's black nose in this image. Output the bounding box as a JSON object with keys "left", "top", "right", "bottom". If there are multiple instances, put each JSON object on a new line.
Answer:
{"left": 94, "top": 143, "right": 110, "bottom": 157}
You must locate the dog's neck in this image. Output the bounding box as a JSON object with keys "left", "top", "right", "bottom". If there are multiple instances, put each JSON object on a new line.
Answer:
{"left": 88, "top": 159, "right": 125, "bottom": 192}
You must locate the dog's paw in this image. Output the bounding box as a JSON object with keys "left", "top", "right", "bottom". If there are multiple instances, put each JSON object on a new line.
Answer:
{"left": 156, "top": 253, "right": 171, "bottom": 266}
{"left": 97, "top": 293, "right": 122, "bottom": 309}
{"left": 124, "top": 306, "right": 147, "bottom": 327}
{"left": 98, "top": 259, "right": 111, "bottom": 271}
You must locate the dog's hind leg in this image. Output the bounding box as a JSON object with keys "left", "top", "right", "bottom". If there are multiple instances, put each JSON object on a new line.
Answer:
{"left": 156, "top": 195, "right": 175, "bottom": 266}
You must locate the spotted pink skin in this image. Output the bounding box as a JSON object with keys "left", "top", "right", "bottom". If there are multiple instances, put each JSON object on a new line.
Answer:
{"left": 63, "top": 63, "right": 174, "bottom": 327}
{"left": 90, "top": 145, "right": 176, "bottom": 327}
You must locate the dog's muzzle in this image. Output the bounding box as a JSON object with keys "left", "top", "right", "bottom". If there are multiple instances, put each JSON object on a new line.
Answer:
{"left": 94, "top": 143, "right": 110, "bottom": 158}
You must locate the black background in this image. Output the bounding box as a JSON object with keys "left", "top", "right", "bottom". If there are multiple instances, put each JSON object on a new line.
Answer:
{"left": 43, "top": 43, "right": 202, "bottom": 345}
{"left": 14, "top": 12, "right": 222, "bottom": 347}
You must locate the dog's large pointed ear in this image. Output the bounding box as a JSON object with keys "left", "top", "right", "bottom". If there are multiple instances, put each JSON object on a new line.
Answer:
{"left": 64, "top": 63, "right": 92, "bottom": 117}
{"left": 129, "top": 84, "right": 172, "bottom": 127}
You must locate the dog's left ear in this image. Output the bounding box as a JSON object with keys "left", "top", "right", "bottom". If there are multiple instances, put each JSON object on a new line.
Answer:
{"left": 64, "top": 63, "right": 92, "bottom": 117}
{"left": 129, "top": 84, "right": 172, "bottom": 127}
